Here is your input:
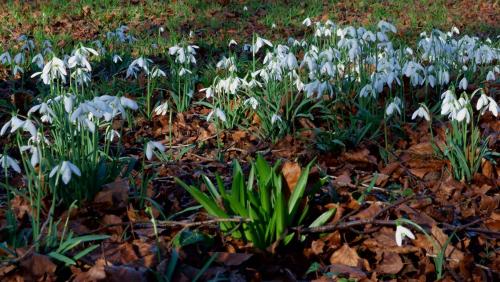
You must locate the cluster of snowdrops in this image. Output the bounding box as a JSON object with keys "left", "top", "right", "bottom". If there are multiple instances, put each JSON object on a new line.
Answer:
{"left": 0, "top": 19, "right": 498, "bottom": 263}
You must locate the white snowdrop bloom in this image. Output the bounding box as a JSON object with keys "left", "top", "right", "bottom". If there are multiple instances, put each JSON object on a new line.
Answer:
{"left": 243, "top": 6, "right": 248, "bottom": 11}
{"left": 302, "top": 17, "right": 312, "bottom": 27}
{"left": 386, "top": 97, "right": 402, "bottom": 116}
{"left": 68, "top": 53, "right": 92, "bottom": 71}
{"left": 395, "top": 225, "right": 415, "bottom": 247}
{"left": 153, "top": 101, "right": 169, "bottom": 116}
{"left": 207, "top": 108, "right": 227, "bottom": 123}
{"left": 285, "top": 53, "right": 298, "bottom": 70}
{"left": 200, "top": 86, "right": 214, "bottom": 98}
{"left": 244, "top": 97, "right": 259, "bottom": 110}
{"left": 150, "top": 67, "right": 166, "bottom": 78}
{"left": 455, "top": 107, "right": 470, "bottom": 123}
{"left": 359, "top": 84, "right": 375, "bottom": 98}
{"left": 476, "top": 94, "right": 498, "bottom": 117}
{"left": 252, "top": 36, "right": 273, "bottom": 54}
{"left": 178, "top": 67, "right": 192, "bottom": 77}
{"left": 146, "top": 141, "right": 166, "bottom": 160}
{"left": 304, "top": 80, "right": 320, "bottom": 98}
{"left": 126, "top": 56, "right": 152, "bottom": 78}
{"left": 120, "top": 96, "right": 139, "bottom": 111}
{"left": 412, "top": 105, "right": 431, "bottom": 121}
{"left": 362, "top": 31, "right": 376, "bottom": 42}
{"left": 14, "top": 53, "right": 25, "bottom": 65}
{"left": 32, "top": 53, "right": 45, "bottom": 69}
{"left": 459, "top": 77, "right": 468, "bottom": 90}
{"left": 73, "top": 45, "right": 99, "bottom": 57}
{"left": 486, "top": 97, "right": 499, "bottom": 117}
{"left": 0, "top": 116, "right": 37, "bottom": 137}
{"left": 228, "top": 39, "right": 238, "bottom": 47}
{"left": 28, "top": 102, "right": 55, "bottom": 123}
{"left": 12, "top": 65, "right": 24, "bottom": 76}
{"left": 20, "top": 145, "right": 41, "bottom": 167}
{"left": 377, "top": 20, "right": 397, "bottom": 33}
{"left": 0, "top": 51, "right": 12, "bottom": 65}
{"left": 71, "top": 68, "right": 91, "bottom": 85}
{"left": 49, "top": 161, "right": 81, "bottom": 185}
{"left": 112, "top": 54, "right": 122, "bottom": 63}
{"left": 0, "top": 154, "right": 21, "bottom": 173}
{"left": 63, "top": 95, "right": 74, "bottom": 113}
{"left": 476, "top": 93, "right": 489, "bottom": 111}
{"left": 106, "top": 129, "right": 121, "bottom": 142}
{"left": 451, "top": 26, "right": 460, "bottom": 35}
{"left": 486, "top": 70, "right": 495, "bottom": 81}
{"left": 271, "top": 114, "right": 282, "bottom": 125}
{"left": 31, "top": 56, "right": 67, "bottom": 85}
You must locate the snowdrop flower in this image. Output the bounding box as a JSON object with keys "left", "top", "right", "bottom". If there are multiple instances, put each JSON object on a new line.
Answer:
{"left": 68, "top": 52, "right": 92, "bottom": 71}
{"left": 271, "top": 114, "right": 282, "bottom": 125}
{"left": 0, "top": 154, "right": 21, "bottom": 173}
{"left": 153, "top": 101, "right": 169, "bottom": 116}
{"left": 32, "top": 53, "right": 45, "bottom": 69}
{"left": 178, "top": 67, "right": 192, "bottom": 77}
{"left": 201, "top": 86, "right": 214, "bottom": 98}
{"left": 20, "top": 145, "right": 41, "bottom": 167}
{"left": 386, "top": 97, "right": 402, "bottom": 116}
{"left": 126, "top": 56, "right": 152, "bottom": 78}
{"left": 112, "top": 54, "right": 122, "bottom": 63}
{"left": 476, "top": 93, "right": 498, "bottom": 117}
{"left": 63, "top": 95, "right": 74, "bottom": 113}
{"left": 14, "top": 53, "right": 25, "bottom": 65}
{"left": 145, "top": 141, "right": 166, "bottom": 160}
{"left": 253, "top": 36, "right": 273, "bottom": 54}
{"left": 243, "top": 6, "right": 248, "bottom": 11}
{"left": 285, "top": 53, "right": 298, "bottom": 70}
{"left": 486, "top": 70, "right": 495, "bottom": 81}
{"left": 359, "top": 84, "right": 375, "bottom": 98}
{"left": 120, "top": 96, "right": 139, "bottom": 111}
{"left": 106, "top": 129, "right": 121, "bottom": 142}
{"left": 244, "top": 97, "right": 259, "bottom": 110}
{"left": 412, "top": 104, "right": 431, "bottom": 121}
{"left": 28, "top": 102, "right": 56, "bottom": 123}
{"left": 49, "top": 161, "right": 81, "bottom": 185}
{"left": 31, "top": 56, "right": 67, "bottom": 85}
{"left": 12, "top": 65, "right": 24, "bottom": 76}
{"left": 0, "top": 52, "right": 12, "bottom": 65}
{"left": 228, "top": 39, "right": 238, "bottom": 47}
{"left": 1, "top": 116, "right": 37, "bottom": 136}
{"left": 150, "top": 67, "right": 166, "bottom": 78}
{"left": 458, "top": 77, "right": 468, "bottom": 90}
{"left": 455, "top": 105, "right": 471, "bottom": 123}
{"left": 395, "top": 225, "right": 415, "bottom": 247}
{"left": 302, "top": 18, "right": 312, "bottom": 27}
{"left": 207, "top": 108, "right": 227, "bottom": 123}
{"left": 377, "top": 20, "right": 397, "bottom": 33}
{"left": 71, "top": 68, "right": 91, "bottom": 85}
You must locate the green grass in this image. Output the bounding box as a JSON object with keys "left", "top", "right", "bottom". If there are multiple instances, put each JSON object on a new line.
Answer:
{"left": 1, "top": 0, "right": 497, "bottom": 53}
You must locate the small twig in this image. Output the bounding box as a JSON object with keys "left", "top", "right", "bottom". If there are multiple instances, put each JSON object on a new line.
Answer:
{"left": 0, "top": 216, "right": 51, "bottom": 266}
{"left": 82, "top": 216, "right": 251, "bottom": 235}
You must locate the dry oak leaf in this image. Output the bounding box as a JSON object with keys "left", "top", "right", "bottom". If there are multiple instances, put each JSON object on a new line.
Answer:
{"left": 330, "top": 244, "right": 362, "bottom": 267}
{"left": 376, "top": 252, "right": 404, "bottom": 275}
{"left": 350, "top": 202, "right": 382, "bottom": 220}
{"left": 212, "top": 252, "right": 253, "bottom": 266}
{"left": 342, "top": 148, "right": 377, "bottom": 165}
{"left": 20, "top": 253, "right": 57, "bottom": 278}
{"left": 362, "top": 227, "right": 420, "bottom": 254}
{"left": 282, "top": 161, "right": 302, "bottom": 193}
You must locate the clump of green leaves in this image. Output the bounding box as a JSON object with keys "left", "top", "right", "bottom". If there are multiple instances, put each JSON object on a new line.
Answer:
{"left": 176, "top": 155, "right": 333, "bottom": 250}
